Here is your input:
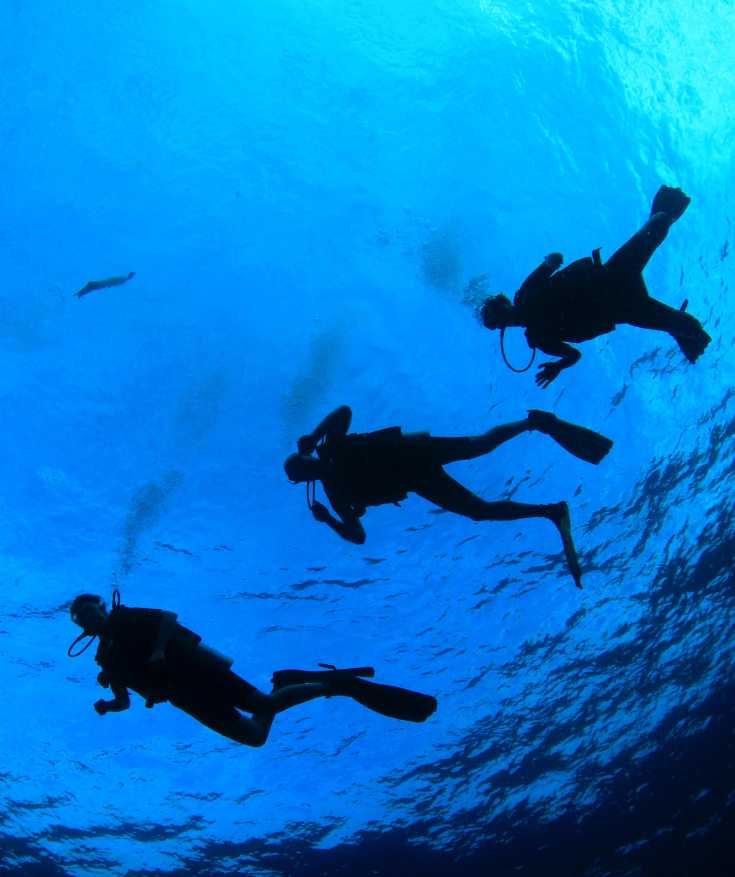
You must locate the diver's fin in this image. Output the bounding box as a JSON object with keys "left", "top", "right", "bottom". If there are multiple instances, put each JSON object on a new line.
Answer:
{"left": 650, "top": 185, "right": 691, "bottom": 222}
{"left": 675, "top": 329, "right": 711, "bottom": 364}
{"left": 333, "top": 676, "right": 437, "bottom": 723}
{"left": 271, "top": 666, "right": 374, "bottom": 690}
{"left": 528, "top": 410, "right": 613, "bottom": 465}
{"left": 549, "top": 501, "right": 582, "bottom": 589}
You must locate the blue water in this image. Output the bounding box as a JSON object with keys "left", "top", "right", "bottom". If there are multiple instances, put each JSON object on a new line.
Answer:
{"left": 1, "top": 2, "right": 734, "bottom": 875}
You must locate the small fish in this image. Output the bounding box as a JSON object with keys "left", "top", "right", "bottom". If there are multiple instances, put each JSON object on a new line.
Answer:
{"left": 74, "top": 271, "right": 135, "bottom": 299}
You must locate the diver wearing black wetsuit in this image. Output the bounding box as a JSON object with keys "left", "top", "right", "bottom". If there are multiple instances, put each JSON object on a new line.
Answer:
{"left": 284, "top": 406, "right": 613, "bottom": 588}
{"left": 479, "top": 185, "right": 711, "bottom": 387}
{"left": 68, "top": 594, "right": 436, "bottom": 746}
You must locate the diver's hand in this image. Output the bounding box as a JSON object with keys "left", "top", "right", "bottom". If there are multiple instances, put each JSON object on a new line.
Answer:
{"left": 97, "top": 671, "right": 110, "bottom": 689}
{"left": 536, "top": 360, "right": 563, "bottom": 388}
{"left": 544, "top": 252, "right": 563, "bottom": 269}
{"left": 297, "top": 434, "right": 316, "bottom": 455}
{"left": 311, "top": 501, "right": 331, "bottom": 523}
{"left": 94, "top": 699, "right": 108, "bottom": 716}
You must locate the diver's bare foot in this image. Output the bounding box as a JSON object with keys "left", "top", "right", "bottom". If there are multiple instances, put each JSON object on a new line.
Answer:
{"left": 547, "top": 501, "right": 582, "bottom": 589}
{"left": 650, "top": 185, "right": 690, "bottom": 222}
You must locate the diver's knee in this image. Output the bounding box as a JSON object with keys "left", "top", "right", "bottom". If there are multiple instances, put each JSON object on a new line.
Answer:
{"left": 247, "top": 690, "right": 274, "bottom": 713}
{"left": 241, "top": 722, "right": 270, "bottom": 747}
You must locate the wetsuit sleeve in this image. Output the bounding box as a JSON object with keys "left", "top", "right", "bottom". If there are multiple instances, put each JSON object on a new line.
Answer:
{"left": 315, "top": 484, "right": 367, "bottom": 544}
{"left": 94, "top": 681, "right": 131, "bottom": 715}
{"left": 309, "top": 406, "right": 352, "bottom": 445}
{"left": 319, "top": 506, "right": 365, "bottom": 545}
{"left": 534, "top": 337, "right": 582, "bottom": 364}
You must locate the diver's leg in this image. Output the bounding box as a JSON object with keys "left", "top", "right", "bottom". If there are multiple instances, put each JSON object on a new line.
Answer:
{"left": 183, "top": 682, "right": 334, "bottom": 747}
{"left": 623, "top": 296, "right": 711, "bottom": 362}
{"left": 605, "top": 213, "right": 673, "bottom": 276}
{"left": 203, "top": 711, "right": 276, "bottom": 747}
{"left": 171, "top": 695, "right": 276, "bottom": 747}
{"left": 423, "top": 419, "right": 532, "bottom": 467}
{"left": 606, "top": 187, "right": 690, "bottom": 277}
{"left": 254, "top": 681, "right": 342, "bottom": 740}
{"left": 623, "top": 296, "right": 702, "bottom": 336}
{"left": 414, "top": 468, "right": 554, "bottom": 522}
{"left": 414, "top": 470, "right": 582, "bottom": 587}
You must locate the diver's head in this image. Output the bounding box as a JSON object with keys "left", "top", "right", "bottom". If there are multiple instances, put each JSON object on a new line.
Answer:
{"left": 284, "top": 453, "right": 322, "bottom": 484}
{"left": 70, "top": 593, "right": 108, "bottom": 635}
{"left": 479, "top": 294, "right": 513, "bottom": 330}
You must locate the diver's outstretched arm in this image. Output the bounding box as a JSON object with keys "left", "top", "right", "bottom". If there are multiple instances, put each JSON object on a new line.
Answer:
{"left": 535, "top": 340, "right": 581, "bottom": 388}
{"left": 298, "top": 406, "right": 352, "bottom": 454}
{"left": 311, "top": 500, "right": 366, "bottom": 544}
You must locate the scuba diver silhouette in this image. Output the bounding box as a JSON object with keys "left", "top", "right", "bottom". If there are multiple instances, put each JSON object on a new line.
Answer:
{"left": 68, "top": 592, "right": 436, "bottom": 746}
{"left": 478, "top": 186, "right": 711, "bottom": 387}
{"left": 284, "top": 406, "right": 614, "bottom": 589}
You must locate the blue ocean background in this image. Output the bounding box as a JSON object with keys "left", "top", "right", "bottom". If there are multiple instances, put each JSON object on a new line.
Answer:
{"left": 1, "top": 1, "right": 734, "bottom": 874}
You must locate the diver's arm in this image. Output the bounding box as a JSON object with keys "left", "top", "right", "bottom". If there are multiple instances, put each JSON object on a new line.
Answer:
{"left": 535, "top": 339, "right": 581, "bottom": 389}
{"left": 299, "top": 406, "right": 352, "bottom": 453}
{"left": 94, "top": 682, "right": 131, "bottom": 715}
{"left": 148, "top": 611, "right": 178, "bottom": 663}
{"left": 310, "top": 501, "right": 366, "bottom": 544}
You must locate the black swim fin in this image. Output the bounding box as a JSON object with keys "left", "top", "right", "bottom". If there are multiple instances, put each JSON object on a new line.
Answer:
{"left": 271, "top": 665, "right": 375, "bottom": 690}
{"left": 333, "top": 676, "right": 437, "bottom": 723}
{"left": 675, "top": 329, "right": 711, "bottom": 364}
{"left": 271, "top": 666, "right": 437, "bottom": 723}
{"left": 549, "top": 501, "right": 582, "bottom": 589}
{"left": 650, "top": 185, "right": 690, "bottom": 222}
{"left": 528, "top": 410, "right": 613, "bottom": 465}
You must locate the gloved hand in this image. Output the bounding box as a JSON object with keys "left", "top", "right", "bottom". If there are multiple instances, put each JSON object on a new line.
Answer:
{"left": 535, "top": 360, "right": 563, "bottom": 389}
{"left": 93, "top": 700, "right": 108, "bottom": 716}
{"left": 544, "top": 252, "right": 563, "bottom": 269}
